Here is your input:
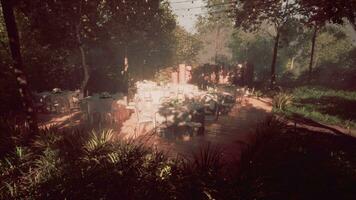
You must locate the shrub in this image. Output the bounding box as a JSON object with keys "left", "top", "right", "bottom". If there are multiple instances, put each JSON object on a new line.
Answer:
{"left": 0, "top": 122, "right": 226, "bottom": 200}
{"left": 272, "top": 93, "right": 293, "bottom": 110}
{"left": 253, "top": 90, "right": 263, "bottom": 99}
{"left": 1, "top": 116, "right": 355, "bottom": 199}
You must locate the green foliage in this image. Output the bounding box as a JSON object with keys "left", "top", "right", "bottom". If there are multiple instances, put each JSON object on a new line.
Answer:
{"left": 173, "top": 26, "right": 202, "bottom": 65}
{"left": 234, "top": 0, "right": 299, "bottom": 32}
{"left": 0, "top": 0, "right": 181, "bottom": 114}
{"left": 84, "top": 129, "right": 114, "bottom": 153}
{"left": 253, "top": 90, "right": 264, "bottom": 99}
{"left": 293, "top": 86, "right": 356, "bottom": 100}
{"left": 283, "top": 22, "right": 356, "bottom": 89}
{"left": 196, "top": 0, "right": 234, "bottom": 33}
{"left": 305, "top": 26, "right": 354, "bottom": 69}
{"left": 297, "top": 0, "right": 356, "bottom": 28}
{"left": 282, "top": 87, "right": 356, "bottom": 129}
{"left": 229, "top": 29, "right": 274, "bottom": 81}
{"left": 229, "top": 18, "right": 356, "bottom": 89}
{"left": 0, "top": 122, "right": 226, "bottom": 199}
{"left": 192, "top": 144, "right": 222, "bottom": 174}
{"left": 231, "top": 0, "right": 356, "bottom": 88}
{"left": 1, "top": 0, "right": 178, "bottom": 92}
{"left": 1, "top": 116, "right": 356, "bottom": 199}
{"left": 195, "top": 0, "right": 234, "bottom": 64}
{"left": 273, "top": 92, "right": 293, "bottom": 110}
{"left": 154, "top": 66, "right": 174, "bottom": 83}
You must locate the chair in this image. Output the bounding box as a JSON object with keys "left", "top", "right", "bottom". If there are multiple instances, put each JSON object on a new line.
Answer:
{"left": 236, "top": 88, "right": 245, "bottom": 103}
{"left": 85, "top": 96, "right": 114, "bottom": 125}
{"left": 134, "top": 97, "right": 157, "bottom": 135}
{"left": 78, "top": 98, "right": 89, "bottom": 121}
{"left": 68, "top": 91, "right": 81, "bottom": 109}
{"left": 70, "top": 96, "right": 80, "bottom": 109}
{"left": 202, "top": 93, "right": 219, "bottom": 117}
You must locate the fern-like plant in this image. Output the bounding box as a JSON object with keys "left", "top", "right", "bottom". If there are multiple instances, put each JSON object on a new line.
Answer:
{"left": 273, "top": 93, "right": 293, "bottom": 110}
{"left": 85, "top": 129, "right": 114, "bottom": 151}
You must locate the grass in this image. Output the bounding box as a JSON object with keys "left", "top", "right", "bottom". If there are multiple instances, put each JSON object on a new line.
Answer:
{"left": 279, "top": 86, "right": 356, "bottom": 129}
{"left": 1, "top": 116, "right": 356, "bottom": 199}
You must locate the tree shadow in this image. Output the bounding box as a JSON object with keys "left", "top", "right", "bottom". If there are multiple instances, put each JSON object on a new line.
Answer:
{"left": 236, "top": 123, "right": 356, "bottom": 199}
{"left": 295, "top": 96, "right": 356, "bottom": 122}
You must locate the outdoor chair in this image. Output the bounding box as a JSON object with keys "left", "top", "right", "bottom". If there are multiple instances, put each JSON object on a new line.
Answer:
{"left": 84, "top": 96, "right": 114, "bottom": 125}
{"left": 69, "top": 96, "right": 80, "bottom": 111}
{"left": 51, "top": 92, "right": 73, "bottom": 113}
{"left": 202, "top": 93, "right": 219, "bottom": 118}
{"left": 49, "top": 95, "right": 65, "bottom": 113}
{"left": 134, "top": 97, "right": 157, "bottom": 135}
{"left": 78, "top": 98, "right": 89, "bottom": 121}
{"left": 236, "top": 88, "right": 246, "bottom": 103}
{"left": 34, "top": 92, "right": 50, "bottom": 113}
{"left": 219, "top": 93, "right": 235, "bottom": 114}
{"left": 67, "top": 90, "right": 81, "bottom": 110}
{"left": 166, "top": 121, "right": 202, "bottom": 139}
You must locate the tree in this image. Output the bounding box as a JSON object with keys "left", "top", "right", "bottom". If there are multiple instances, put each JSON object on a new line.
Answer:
{"left": 298, "top": 0, "right": 356, "bottom": 30}
{"left": 173, "top": 26, "right": 202, "bottom": 65}
{"left": 18, "top": 0, "right": 173, "bottom": 94}
{"left": 229, "top": 30, "right": 274, "bottom": 81}
{"left": 19, "top": 0, "right": 92, "bottom": 96}
{"left": 297, "top": 0, "right": 356, "bottom": 82}
{"left": 196, "top": 0, "right": 234, "bottom": 64}
{"left": 0, "top": 0, "right": 38, "bottom": 140}
{"left": 20, "top": 0, "right": 119, "bottom": 96}
{"left": 308, "top": 25, "right": 318, "bottom": 82}
{"left": 234, "top": 0, "right": 298, "bottom": 88}
{"left": 103, "top": 0, "right": 161, "bottom": 81}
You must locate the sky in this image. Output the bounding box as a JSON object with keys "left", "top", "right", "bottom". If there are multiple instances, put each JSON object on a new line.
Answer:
{"left": 168, "top": 0, "right": 205, "bottom": 33}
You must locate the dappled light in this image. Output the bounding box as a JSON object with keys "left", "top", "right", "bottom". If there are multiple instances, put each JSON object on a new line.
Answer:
{"left": 1, "top": 0, "right": 356, "bottom": 199}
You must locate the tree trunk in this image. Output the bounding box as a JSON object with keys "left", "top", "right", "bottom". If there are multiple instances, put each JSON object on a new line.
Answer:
{"left": 290, "top": 56, "right": 295, "bottom": 70}
{"left": 351, "top": 20, "right": 356, "bottom": 31}
{"left": 1, "top": 0, "right": 38, "bottom": 140}
{"left": 308, "top": 26, "right": 318, "bottom": 83}
{"left": 124, "top": 51, "right": 129, "bottom": 73}
{"left": 76, "top": 25, "right": 89, "bottom": 97}
{"left": 270, "top": 30, "right": 280, "bottom": 88}
{"left": 123, "top": 46, "right": 129, "bottom": 94}
{"left": 214, "top": 25, "right": 221, "bottom": 65}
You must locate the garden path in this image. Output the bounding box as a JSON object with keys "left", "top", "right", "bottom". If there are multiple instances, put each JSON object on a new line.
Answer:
{"left": 123, "top": 97, "right": 273, "bottom": 162}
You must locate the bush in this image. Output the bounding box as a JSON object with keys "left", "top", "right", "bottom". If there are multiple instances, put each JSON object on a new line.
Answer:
{"left": 282, "top": 86, "right": 356, "bottom": 129}
{"left": 1, "top": 116, "right": 355, "bottom": 199}
{"left": 0, "top": 121, "right": 226, "bottom": 200}
{"left": 272, "top": 92, "right": 293, "bottom": 110}
{"left": 154, "top": 67, "right": 175, "bottom": 84}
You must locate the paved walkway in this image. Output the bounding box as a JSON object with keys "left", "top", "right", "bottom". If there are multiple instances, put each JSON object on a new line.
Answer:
{"left": 38, "top": 95, "right": 355, "bottom": 162}
{"left": 38, "top": 96, "right": 273, "bottom": 162}
{"left": 122, "top": 97, "right": 272, "bottom": 162}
